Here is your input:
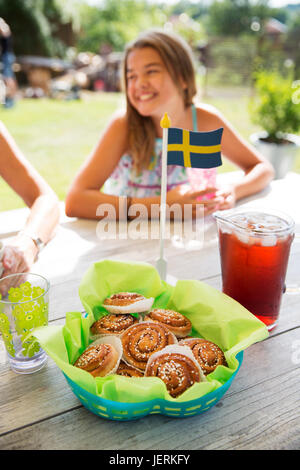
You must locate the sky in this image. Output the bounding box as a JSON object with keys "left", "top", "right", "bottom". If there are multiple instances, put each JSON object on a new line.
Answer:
{"left": 266, "top": 0, "right": 300, "bottom": 5}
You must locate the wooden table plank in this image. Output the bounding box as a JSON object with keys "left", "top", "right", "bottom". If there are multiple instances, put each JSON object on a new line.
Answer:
{"left": 1, "top": 351, "right": 299, "bottom": 450}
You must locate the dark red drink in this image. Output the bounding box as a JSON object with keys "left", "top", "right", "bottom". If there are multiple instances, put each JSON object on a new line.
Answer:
{"left": 215, "top": 211, "right": 294, "bottom": 330}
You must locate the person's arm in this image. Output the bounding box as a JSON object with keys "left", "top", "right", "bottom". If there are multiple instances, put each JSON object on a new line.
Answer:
{"left": 196, "top": 105, "right": 275, "bottom": 211}
{"left": 65, "top": 112, "right": 130, "bottom": 219}
{"left": 0, "top": 17, "right": 11, "bottom": 38}
{"left": 0, "top": 122, "right": 59, "bottom": 284}
{"left": 65, "top": 112, "right": 221, "bottom": 221}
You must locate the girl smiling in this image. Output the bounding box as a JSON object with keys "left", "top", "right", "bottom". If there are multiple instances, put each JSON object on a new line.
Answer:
{"left": 65, "top": 30, "right": 274, "bottom": 220}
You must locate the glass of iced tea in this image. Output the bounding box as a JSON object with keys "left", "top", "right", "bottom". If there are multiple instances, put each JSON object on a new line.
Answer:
{"left": 214, "top": 208, "right": 296, "bottom": 330}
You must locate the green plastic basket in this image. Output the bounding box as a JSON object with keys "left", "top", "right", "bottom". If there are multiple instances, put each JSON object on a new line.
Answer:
{"left": 64, "top": 350, "right": 243, "bottom": 421}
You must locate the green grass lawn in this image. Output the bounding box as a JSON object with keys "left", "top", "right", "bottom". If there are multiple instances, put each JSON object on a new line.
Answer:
{"left": 1, "top": 89, "right": 299, "bottom": 211}
{"left": 0, "top": 92, "right": 125, "bottom": 210}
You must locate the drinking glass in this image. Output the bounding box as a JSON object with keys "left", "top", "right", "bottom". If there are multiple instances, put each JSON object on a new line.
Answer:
{"left": 214, "top": 208, "right": 299, "bottom": 331}
{"left": 0, "top": 273, "right": 49, "bottom": 373}
{"left": 187, "top": 167, "right": 216, "bottom": 200}
{"left": 170, "top": 169, "right": 217, "bottom": 251}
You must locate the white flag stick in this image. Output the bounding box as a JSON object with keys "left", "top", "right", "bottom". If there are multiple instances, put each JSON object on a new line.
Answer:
{"left": 156, "top": 113, "right": 171, "bottom": 281}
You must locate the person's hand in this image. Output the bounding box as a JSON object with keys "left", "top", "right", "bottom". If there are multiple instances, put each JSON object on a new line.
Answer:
{"left": 166, "top": 184, "right": 224, "bottom": 219}
{"left": 0, "top": 18, "right": 10, "bottom": 37}
{"left": 214, "top": 185, "right": 237, "bottom": 211}
{"left": 0, "top": 234, "right": 38, "bottom": 296}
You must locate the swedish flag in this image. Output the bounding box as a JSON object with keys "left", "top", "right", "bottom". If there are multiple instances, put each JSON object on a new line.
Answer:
{"left": 167, "top": 127, "right": 223, "bottom": 168}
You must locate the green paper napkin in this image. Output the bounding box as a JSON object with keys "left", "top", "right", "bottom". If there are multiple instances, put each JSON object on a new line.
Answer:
{"left": 33, "top": 260, "right": 268, "bottom": 403}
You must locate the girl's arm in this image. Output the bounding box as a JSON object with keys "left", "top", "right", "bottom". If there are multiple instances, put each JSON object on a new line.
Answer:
{"left": 65, "top": 113, "right": 130, "bottom": 219}
{"left": 196, "top": 105, "right": 275, "bottom": 209}
{"left": 0, "top": 122, "right": 60, "bottom": 289}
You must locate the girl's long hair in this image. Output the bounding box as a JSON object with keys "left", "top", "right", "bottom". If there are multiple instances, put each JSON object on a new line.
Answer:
{"left": 122, "top": 30, "right": 197, "bottom": 173}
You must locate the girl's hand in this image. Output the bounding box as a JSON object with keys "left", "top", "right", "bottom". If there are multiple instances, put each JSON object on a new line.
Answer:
{"left": 166, "top": 185, "right": 223, "bottom": 218}
{"left": 214, "top": 185, "right": 236, "bottom": 211}
{"left": 0, "top": 234, "right": 38, "bottom": 296}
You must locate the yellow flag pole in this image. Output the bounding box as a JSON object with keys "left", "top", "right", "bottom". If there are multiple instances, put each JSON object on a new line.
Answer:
{"left": 156, "top": 113, "right": 171, "bottom": 281}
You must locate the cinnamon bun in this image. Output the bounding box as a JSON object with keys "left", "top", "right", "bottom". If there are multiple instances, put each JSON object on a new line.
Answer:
{"left": 179, "top": 338, "right": 227, "bottom": 375}
{"left": 144, "top": 308, "right": 192, "bottom": 338}
{"left": 145, "top": 345, "right": 202, "bottom": 398}
{"left": 121, "top": 321, "right": 177, "bottom": 371}
{"left": 91, "top": 314, "right": 138, "bottom": 336}
{"left": 103, "top": 292, "right": 154, "bottom": 314}
{"left": 74, "top": 343, "right": 119, "bottom": 377}
{"left": 116, "top": 360, "right": 144, "bottom": 378}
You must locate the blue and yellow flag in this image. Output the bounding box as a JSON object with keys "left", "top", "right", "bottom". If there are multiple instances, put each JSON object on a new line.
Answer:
{"left": 167, "top": 127, "right": 223, "bottom": 168}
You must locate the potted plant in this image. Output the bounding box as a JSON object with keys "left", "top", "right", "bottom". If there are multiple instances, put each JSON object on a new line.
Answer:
{"left": 249, "top": 68, "right": 300, "bottom": 179}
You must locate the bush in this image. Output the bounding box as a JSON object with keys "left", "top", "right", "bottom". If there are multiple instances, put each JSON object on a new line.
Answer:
{"left": 250, "top": 69, "right": 300, "bottom": 143}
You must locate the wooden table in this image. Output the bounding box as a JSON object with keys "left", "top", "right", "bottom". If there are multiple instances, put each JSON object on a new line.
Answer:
{"left": 1, "top": 172, "right": 300, "bottom": 450}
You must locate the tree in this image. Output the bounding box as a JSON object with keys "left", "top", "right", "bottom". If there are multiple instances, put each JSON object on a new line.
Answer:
{"left": 206, "top": 0, "right": 285, "bottom": 37}
{"left": 169, "top": 0, "right": 208, "bottom": 20}
{"left": 0, "top": 0, "right": 81, "bottom": 57}
{"left": 285, "top": 10, "right": 300, "bottom": 76}
{"left": 76, "top": 0, "right": 167, "bottom": 53}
